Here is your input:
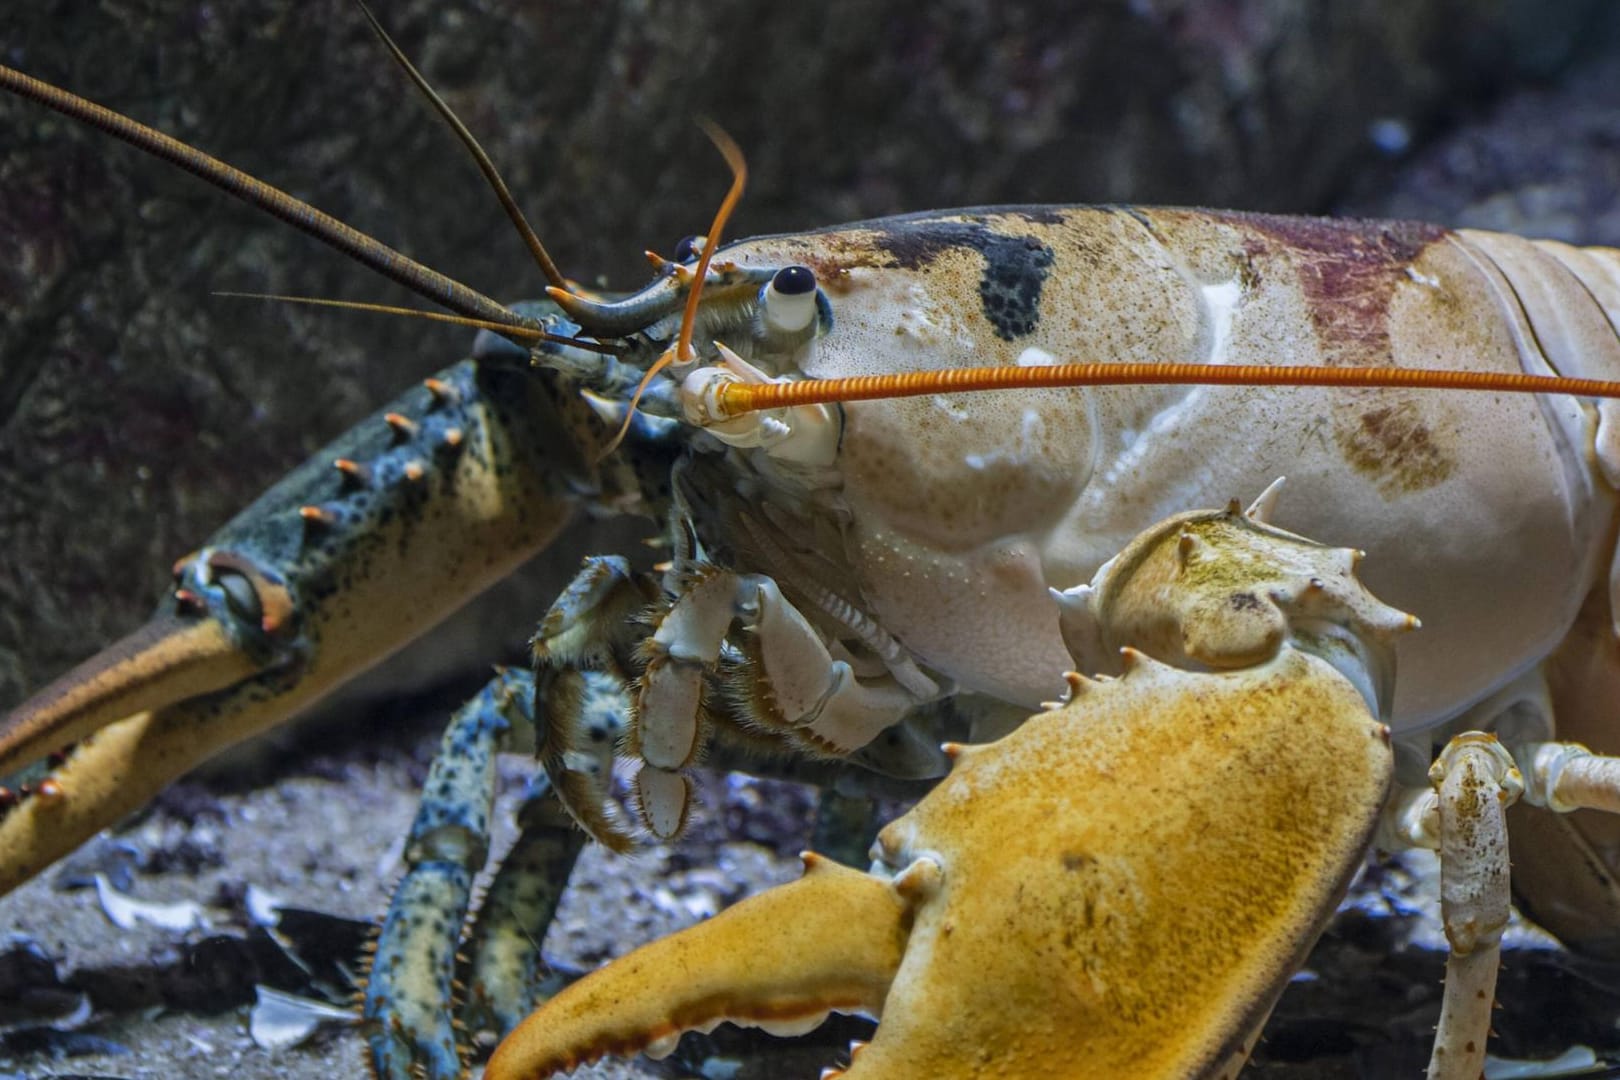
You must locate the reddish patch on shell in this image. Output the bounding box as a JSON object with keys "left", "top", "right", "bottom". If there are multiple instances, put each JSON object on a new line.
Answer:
{"left": 1208, "top": 211, "right": 1458, "bottom": 495}
{"left": 1221, "top": 211, "right": 1446, "bottom": 366}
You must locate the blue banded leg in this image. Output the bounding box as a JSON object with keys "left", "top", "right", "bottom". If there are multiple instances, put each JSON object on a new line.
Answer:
{"left": 535, "top": 557, "right": 656, "bottom": 851}
{"left": 458, "top": 791, "right": 586, "bottom": 1040}
{"left": 364, "top": 667, "right": 537, "bottom": 1080}
{"left": 461, "top": 670, "right": 629, "bottom": 1038}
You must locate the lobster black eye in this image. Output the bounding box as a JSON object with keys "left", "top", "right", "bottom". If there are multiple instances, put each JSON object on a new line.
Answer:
{"left": 772, "top": 265, "right": 816, "bottom": 295}
{"left": 673, "top": 235, "right": 703, "bottom": 263}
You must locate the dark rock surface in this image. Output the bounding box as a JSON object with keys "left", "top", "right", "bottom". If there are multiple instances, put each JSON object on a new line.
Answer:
{"left": 4, "top": 2, "right": 1620, "bottom": 1078}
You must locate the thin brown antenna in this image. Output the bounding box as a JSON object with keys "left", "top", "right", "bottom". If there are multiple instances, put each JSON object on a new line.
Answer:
{"left": 0, "top": 63, "right": 529, "bottom": 330}
{"left": 353, "top": 0, "right": 569, "bottom": 293}
{"left": 212, "top": 292, "right": 623, "bottom": 354}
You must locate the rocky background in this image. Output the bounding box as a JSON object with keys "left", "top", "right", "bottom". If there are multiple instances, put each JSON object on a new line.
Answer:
{"left": 4, "top": 1, "right": 1620, "bottom": 1077}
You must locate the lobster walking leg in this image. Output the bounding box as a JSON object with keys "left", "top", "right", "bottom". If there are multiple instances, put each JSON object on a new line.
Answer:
{"left": 1427, "top": 736, "right": 1519, "bottom": 1080}
{"left": 365, "top": 669, "right": 537, "bottom": 1080}
{"left": 458, "top": 788, "right": 588, "bottom": 1039}
{"left": 1511, "top": 586, "right": 1620, "bottom": 956}
{"left": 362, "top": 667, "right": 591, "bottom": 1080}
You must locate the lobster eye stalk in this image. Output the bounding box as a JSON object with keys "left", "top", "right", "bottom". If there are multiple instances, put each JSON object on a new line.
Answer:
{"left": 708, "top": 360, "right": 1620, "bottom": 416}
{"left": 759, "top": 265, "right": 820, "bottom": 341}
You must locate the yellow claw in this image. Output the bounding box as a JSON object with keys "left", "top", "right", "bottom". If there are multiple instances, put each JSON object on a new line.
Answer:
{"left": 486, "top": 853, "right": 905, "bottom": 1079}
{"left": 0, "top": 609, "right": 260, "bottom": 778}
{"left": 490, "top": 648, "right": 1394, "bottom": 1080}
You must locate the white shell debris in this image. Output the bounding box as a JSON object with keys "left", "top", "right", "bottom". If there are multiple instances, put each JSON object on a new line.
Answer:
{"left": 248, "top": 985, "right": 357, "bottom": 1050}
{"left": 245, "top": 883, "right": 285, "bottom": 927}
{"left": 1482, "top": 1046, "right": 1600, "bottom": 1079}
{"left": 93, "top": 874, "right": 206, "bottom": 932}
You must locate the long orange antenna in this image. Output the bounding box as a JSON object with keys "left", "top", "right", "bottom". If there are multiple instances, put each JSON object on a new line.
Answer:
{"left": 675, "top": 120, "right": 749, "bottom": 364}
{"left": 600, "top": 122, "right": 749, "bottom": 457}
{"left": 713, "top": 361, "right": 1620, "bottom": 416}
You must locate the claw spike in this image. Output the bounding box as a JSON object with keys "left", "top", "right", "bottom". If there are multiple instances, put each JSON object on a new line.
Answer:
{"left": 892, "top": 855, "right": 943, "bottom": 901}
{"left": 1064, "top": 670, "right": 1088, "bottom": 698}
{"left": 1245, "top": 476, "right": 1286, "bottom": 522}
{"left": 578, "top": 388, "right": 625, "bottom": 428}
{"left": 300, "top": 505, "right": 338, "bottom": 526}
{"left": 384, "top": 412, "right": 419, "bottom": 439}
{"left": 334, "top": 458, "right": 371, "bottom": 485}
{"left": 1176, "top": 530, "right": 1203, "bottom": 567}
{"left": 1119, "top": 646, "right": 1149, "bottom": 674}
{"left": 422, "top": 377, "right": 457, "bottom": 405}
{"left": 403, "top": 461, "right": 427, "bottom": 482}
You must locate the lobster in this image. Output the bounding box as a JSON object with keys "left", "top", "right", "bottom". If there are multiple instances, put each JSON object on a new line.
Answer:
{"left": 6, "top": 5, "right": 1620, "bottom": 1079}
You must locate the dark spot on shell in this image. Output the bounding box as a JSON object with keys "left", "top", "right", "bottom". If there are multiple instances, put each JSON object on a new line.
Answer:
{"left": 1336, "top": 401, "right": 1455, "bottom": 495}
{"left": 1062, "top": 851, "right": 1095, "bottom": 871}
{"left": 1229, "top": 592, "right": 1265, "bottom": 613}
{"left": 1008, "top": 206, "right": 1068, "bottom": 226}
{"left": 865, "top": 218, "right": 1055, "bottom": 340}
{"left": 673, "top": 235, "right": 702, "bottom": 263}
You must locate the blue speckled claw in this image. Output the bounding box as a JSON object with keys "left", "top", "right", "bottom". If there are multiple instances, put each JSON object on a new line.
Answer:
{"left": 0, "top": 360, "right": 581, "bottom": 899}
